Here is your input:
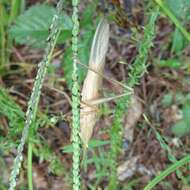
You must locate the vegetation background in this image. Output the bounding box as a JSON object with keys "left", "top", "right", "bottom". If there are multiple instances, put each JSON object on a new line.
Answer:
{"left": 0, "top": 0, "right": 190, "bottom": 189}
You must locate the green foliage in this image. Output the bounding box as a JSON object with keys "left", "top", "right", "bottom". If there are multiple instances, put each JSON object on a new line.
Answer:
{"left": 63, "top": 2, "right": 97, "bottom": 87}
{"left": 155, "top": 131, "right": 187, "bottom": 183}
{"left": 172, "top": 121, "right": 189, "bottom": 137}
{"left": 122, "top": 179, "right": 140, "bottom": 190}
{"left": 7, "top": 0, "right": 99, "bottom": 90}
{"left": 0, "top": 3, "right": 7, "bottom": 65}
{"left": 172, "top": 96, "right": 190, "bottom": 136}
{"left": 0, "top": 0, "right": 24, "bottom": 66}
{"left": 0, "top": 87, "right": 65, "bottom": 186}
{"left": 166, "top": 0, "right": 190, "bottom": 19}
{"left": 171, "top": 28, "right": 185, "bottom": 53}
{"left": 144, "top": 154, "right": 190, "bottom": 190}
{"left": 157, "top": 59, "right": 181, "bottom": 69}
{"left": 162, "top": 93, "right": 173, "bottom": 107}
{"left": 0, "top": 157, "right": 9, "bottom": 189}
{"left": 62, "top": 139, "right": 110, "bottom": 153}
{"left": 167, "top": 0, "right": 190, "bottom": 53}
{"left": 108, "top": 10, "right": 158, "bottom": 189}
{"left": 80, "top": 2, "right": 97, "bottom": 28}
{"left": 9, "top": 2, "right": 98, "bottom": 88}
{"left": 0, "top": 0, "right": 189, "bottom": 189}
{"left": 9, "top": 0, "right": 25, "bottom": 23}
{"left": 63, "top": 139, "right": 110, "bottom": 189}
{"left": 0, "top": 88, "right": 24, "bottom": 138}
{"left": 161, "top": 91, "right": 190, "bottom": 136}
{"left": 32, "top": 136, "right": 65, "bottom": 176}
{"left": 182, "top": 101, "right": 190, "bottom": 125}
{"left": 155, "top": 0, "right": 190, "bottom": 53}
{"left": 85, "top": 148, "right": 112, "bottom": 188}
{"left": 9, "top": 4, "right": 72, "bottom": 48}
{"left": 162, "top": 92, "right": 185, "bottom": 107}
{"left": 63, "top": 30, "right": 94, "bottom": 87}
{"left": 8, "top": 1, "right": 64, "bottom": 189}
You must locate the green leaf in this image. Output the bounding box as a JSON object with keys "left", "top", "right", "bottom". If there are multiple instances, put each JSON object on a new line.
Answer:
{"left": 81, "top": 2, "right": 97, "bottom": 28}
{"left": 162, "top": 93, "right": 173, "bottom": 107}
{"left": 62, "top": 139, "right": 110, "bottom": 153}
{"left": 9, "top": 0, "right": 25, "bottom": 23}
{"left": 9, "top": 4, "right": 72, "bottom": 48}
{"left": 171, "top": 29, "right": 185, "bottom": 53}
{"left": 182, "top": 100, "right": 190, "bottom": 124}
{"left": 171, "top": 120, "right": 190, "bottom": 137}
{"left": 0, "top": 88, "right": 24, "bottom": 134}
{"left": 175, "top": 92, "right": 185, "bottom": 104}
{"left": 0, "top": 4, "right": 9, "bottom": 26}
{"left": 0, "top": 88, "right": 28, "bottom": 152}
{"left": 63, "top": 3, "right": 101, "bottom": 88}
{"left": 165, "top": 0, "right": 190, "bottom": 53}
{"left": 158, "top": 59, "right": 181, "bottom": 69}
{"left": 166, "top": 0, "right": 190, "bottom": 19}
{"left": 171, "top": 93, "right": 190, "bottom": 136}
{"left": 63, "top": 30, "right": 94, "bottom": 88}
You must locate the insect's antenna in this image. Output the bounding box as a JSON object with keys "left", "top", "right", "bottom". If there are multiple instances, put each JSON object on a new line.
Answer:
{"left": 77, "top": 60, "right": 133, "bottom": 92}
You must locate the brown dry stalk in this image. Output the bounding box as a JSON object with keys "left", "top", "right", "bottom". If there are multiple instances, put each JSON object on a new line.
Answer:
{"left": 80, "top": 18, "right": 110, "bottom": 147}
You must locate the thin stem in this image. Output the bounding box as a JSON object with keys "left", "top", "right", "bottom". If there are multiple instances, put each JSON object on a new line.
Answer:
{"left": 9, "top": 0, "right": 21, "bottom": 23}
{"left": 108, "top": 9, "right": 158, "bottom": 189}
{"left": 27, "top": 141, "right": 33, "bottom": 190}
{"left": 71, "top": 0, "right": 81, "bottom": 190}
{"left": 154, "top": 0, "right": 190, "bottom": 42}
{"left": 144, "top": 155, "right": 190, "bottom": 190}
{"left": 0, "top": 4, "right": 6, "bottom": 66}
{"left": 8, "top": 1, "right": 64, "bottom": 190}
{"left": 77, "top": 60, "right": 133, "bottom": 92}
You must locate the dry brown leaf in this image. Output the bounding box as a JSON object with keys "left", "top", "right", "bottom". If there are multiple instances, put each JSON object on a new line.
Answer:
{"left": 80, "top": 18, "right": 110, "bottom": 147}
{"left": 117, "top": 156, "right": 155, "bottom": 181}
{"left": 124, "top": 95, "right": 143, "bottom": 142}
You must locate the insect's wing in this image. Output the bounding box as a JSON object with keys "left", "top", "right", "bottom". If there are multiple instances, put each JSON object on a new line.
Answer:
{"left": 89, "top": 18, "right": 110, "bottom": 72}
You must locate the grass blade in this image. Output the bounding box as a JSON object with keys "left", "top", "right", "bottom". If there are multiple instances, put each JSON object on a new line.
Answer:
{"left": 144, "top": 155, "right": 190, "bottom": 190}
{"left": 154, "top": 0, "right": 190, "bottom": 42}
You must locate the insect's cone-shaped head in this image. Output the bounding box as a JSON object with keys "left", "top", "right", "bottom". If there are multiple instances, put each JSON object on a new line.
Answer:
{"left": 80, "top": 18, "right": 110, "bottom": 148}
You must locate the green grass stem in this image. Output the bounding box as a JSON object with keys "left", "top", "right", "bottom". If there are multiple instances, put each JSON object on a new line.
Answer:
{"left": 71, "top": 1, "right": 81, "bottom": 190}
{"left": 0, "top": 4, "right": 6, "bottom": 66}
{"left": 144, "top": 154, "right": 190, "bottom": 190}
{"left": 154, "top": 0, "right": 190, "bottom": 42}
{"left": 8, "top": 1, "right": 63, "bottom": 189}
{"left": 9, "top": 0, "right": 24, "bottom": 23}
{"left": 27, "top": 141, "right": 33, "bottom": 190}
{"left": 108, "top": 9, "right": 158, "bottom": 189}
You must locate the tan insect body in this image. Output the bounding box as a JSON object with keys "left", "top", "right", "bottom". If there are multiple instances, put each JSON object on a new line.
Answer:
{"left": 80, "top": 19, "right": 110, "bottom": 147}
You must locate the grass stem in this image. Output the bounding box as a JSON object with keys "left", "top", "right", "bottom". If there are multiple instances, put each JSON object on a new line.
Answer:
{"left": 144, "top": 155, "right": 190, "bottom": 190}
{"left": 154, "top": 0, "right": 190, "bottom": 42}
{"left": 108, "top": 9, "right": 158, "bottom": 189}
{"left": 71, "top": 0, "right": 81, "bottom": 190}
{"left": 27, "top": 141, "right": 33, "bottom": 190}
{"left": 8, "top": 1, "right": 63, "bottom": 189}
{"left": 0, "top": 4, "right": 6, "bottom": 66}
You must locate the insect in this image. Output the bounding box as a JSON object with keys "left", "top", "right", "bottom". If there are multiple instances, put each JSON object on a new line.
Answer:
{"left": 80, "top": 18, "right": 134, "bottom": 149}
{"left": 80, "top": 18, "right": 110, "bottom": 148}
